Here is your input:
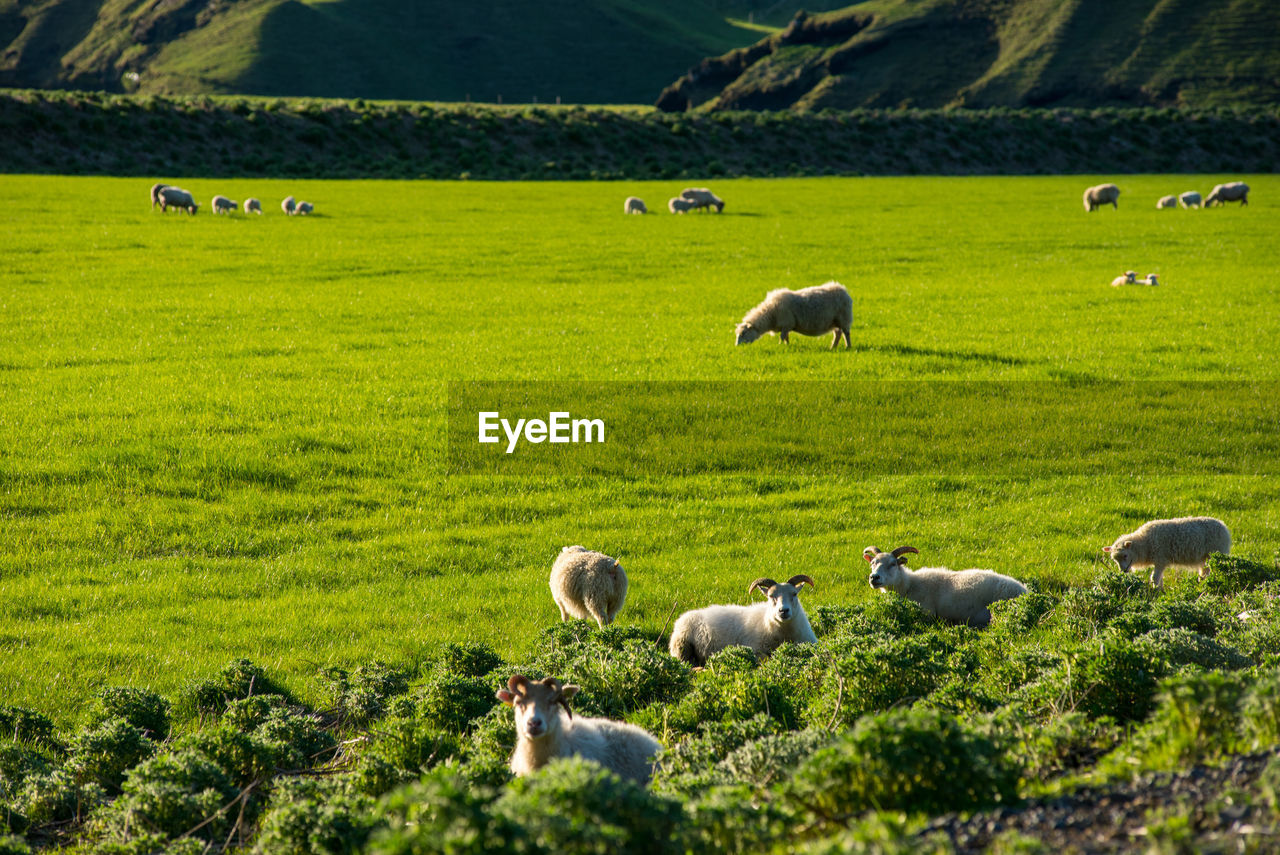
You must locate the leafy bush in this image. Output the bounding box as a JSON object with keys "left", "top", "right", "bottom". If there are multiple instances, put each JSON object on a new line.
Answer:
{"left": 366, "top": 767, "right": 515, "bottom": 855}
{"left": 412, "top": 672, "right": 498, "bottom": 734}
{"left": 653, "top": 714, "right": 778, "bottom": 796}
{"left": 987, "top": 590, "right": 1057, "bottom": 633}
{"left": 1241, "top": 666, "right": 1280, "bottom": 749}
{"left": 812, "top": 634, "right": 953, "bottom": 728}
{"left": 185, "top": 659, "right": 290, "bottom": 716}
{"left": 253, "top": 776, "right": 376, "bottom": 855}
{"left": 1062, "top": 633, "right": 1167, "bottom": 722}
{"left": 17, "top": 769, "right": 105, "bottom": 825}
{"left": 320, "top": 662, "right": 411, "bottom": 726}
{"left": 716, "top": 729, "right": 831, "bottom": 795}
{"left": 436, "top": 642, "right": 504, "bottom": 678}
{"left": 68, "top": 717, "right": 156, "bottom": 793}
{"left": 1136, "top": 628, "right": 1252, "bottom": 672}
{"left": 0, "top": 709, "right": 54, "bottom": 746}
{"left": 353, "top": 714, "right": 460, "bottom": 796}
{"left": 998, "top": 705, "right": 1121, "bottom": 781}
{"left": 86, "top": 688, "right": 171, "bottom": 740}
{"left": 1118, "top": 670, "right": 1250, "bottom": 770}
{"left": 0, "top": 835, "right": 30, "bottom": 855}
{"left": 97, "top": 747, "right": 241, "bottom": 844}
{"left": 1203, "top": 554, "right": 1280, "bottom": 595}
{"left": 0, "top": 740, "right": 50, "bottom": 800}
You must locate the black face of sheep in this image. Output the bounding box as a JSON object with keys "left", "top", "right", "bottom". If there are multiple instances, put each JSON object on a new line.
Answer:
{"left": 496, "top": 675, "right": 578, "bottom": 739}
{"left": 748, "top": 575, "right": 815, "bottom": 622}
{"left": 864, "top": 545, "right": 919, "bottom": 588}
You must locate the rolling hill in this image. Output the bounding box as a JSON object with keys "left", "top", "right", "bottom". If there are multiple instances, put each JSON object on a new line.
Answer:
{"left": 656, "top": 0, "right": 1280, "bottom": 111}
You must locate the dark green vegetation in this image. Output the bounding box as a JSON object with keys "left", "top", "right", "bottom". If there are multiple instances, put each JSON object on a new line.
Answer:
{"left": 658, "top": 0, "right": 1280, "bottom": 111}
{"left": 2, "top": 89, "right": 1279, "bottom": 178}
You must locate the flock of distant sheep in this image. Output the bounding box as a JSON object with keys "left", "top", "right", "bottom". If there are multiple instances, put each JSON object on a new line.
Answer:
{"left": 624, "top": 186, "right": 725, "bottom": 215}
{"left": 149, "top": 183, "right": 315, "bottom": 216}
{"left": 1083, "top": 180, "right": 1250, "bottom": 212}
{"left": 500, "top": 516, "right": 1233, "bottom": 785}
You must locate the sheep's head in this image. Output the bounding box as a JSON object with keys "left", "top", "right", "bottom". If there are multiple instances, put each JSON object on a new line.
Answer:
{"left": 1124, "top": 271, "right": 1137, "bottom": 283}
{"left": 1102, "top": 540, "right": 1134, "bottom": 572}
{"left": 748, "top": 575, "right": 815, "bottom": 624}
{"left": 735, "top": 323, "right": 762, "bottom": 346}
{"left": 496, "top": 675, "right": 579, "bottom": 740}
{"left": 864, "top": 545, "right": 918, "bottom": 591}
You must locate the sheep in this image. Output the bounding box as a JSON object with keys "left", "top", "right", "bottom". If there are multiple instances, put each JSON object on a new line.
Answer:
{"left": 496, "top": 675, "right": 662, "bottom": 784}
{"left": 150, "top": 183, "right": 169, "bottom": 209}
{"left": 295, "top": 201, "right": 314, "bottom": 216}
{"left": 668, "top": 197, "right": 697, "bottom": 214}
{"left": 243, "top": 198, "right": 262, "bottom": 215}
{"left": 668, "top": 575, "right": 816, "bottom": 666}
{"left": 735, "top": 281, "right": 852, "bottom": 349}
{"left": 1156, "top": 195, "right": 1177, "bottom": 209}
{"left": 1110, "top": 270, "right": 1137, "bottom": 287}
{"left": 680, "top": 187, "right": 724, "bottom": 213}
{"left": 624, "top": 196, "right": 647, "bottom": 215}
{"left": 550, "top": 546, "right": 627, "bottom": 629}
{"left": 211, "top": 195, "right": 237, "bottom": 215}
{"left": 1205, "top": 182, "right": 1249, "bottom": 207}
{"left": 864, "top": 546, "right": 1027, "bottom": 629}
{"left": 1138, "top": 272, "right": 1160, "bottom": 286}
{"left": 1103, "top": 516, "right": 1231, "bottom": 588}
{"left": 1083, "top": 183, "right": 1120, "bottom": 212}
{"left": 282, "top": 195, "right": 296, "bottom": 215}
{"left": 1179, "top": 191, "right": 1202, "bottom": 209}
{"left": 157, "top": 186, "right": 198, "bottom": 215}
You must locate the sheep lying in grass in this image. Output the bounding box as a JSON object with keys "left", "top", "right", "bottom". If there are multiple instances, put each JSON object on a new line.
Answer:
{"left": 864, "top": 546, "right": 1027, "bottom": 629}
{"left": 668, "top": 197, "right": 697, "bottom": 214}
{"left": 1179, "top": 191, "right": 1202, "bottom": 209}
{"left": 282, "top": 195, "right": 296, "bottom": 215}
{"left": 1206, "top": 182, "right": 1249, "bottom": 207}
{"left": 680, "top": 187, "right": 724, "bottom": 213}
{"left": 1103, "top": 516, "right": 1231, "bottom": 588}
{"left": 1083, "top": 183, "right": 1120, "bottom": 212}
{"left": 496, "top": 675, "right": 662, "bottom": 784}
{"left": 1111, "top": 270, "right": 1137, "bottom": 287}
{"left": 295, "top": 201, "right": 314, "bottom": 216}
{"left": 1138, "top": 273, "right": 1160, "bottom": 286}
{"left": 1156, "top": 195, "right": 1177, "bottom": 209}
{"left": 150, "top": 183, "right": 168, "bottom": 209}
{"left": 157, "top": 186, "right": 198, "bottom": 215}
{"left": 550, "top": 546, "right": 627, "bottom": 629}
{"left": 244, "top": 198, "right": 262, "bottom": 215}
{"left": 735, "top": 281, "right": 852, "bottom": 349}
{"left": 624, "top": 196, "right": 647, "bottom": 214}
{"left": 668, "top": 575, "right": 816, "bottom": 666}
{"left": 212, "top": 195, "right": 237, "bottom": 215}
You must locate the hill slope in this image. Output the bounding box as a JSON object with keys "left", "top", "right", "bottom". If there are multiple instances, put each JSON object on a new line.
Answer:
{"left": 656, "top": 0, "right": 1280, "bottom": 111}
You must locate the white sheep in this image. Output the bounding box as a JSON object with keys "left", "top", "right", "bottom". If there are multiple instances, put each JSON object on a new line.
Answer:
{"left": 282, "top": 195, "right": 296, "bottom": 215}
{"left": 624, "top": 196, "right": 647, "bottom": 215}
{"left": 243, "top": 198, "right": 262, "bottom": 215}
{"left": 668, "top": 197, "right": 697, "bottom": 214}
{"left": 1083, "top": 183, "right": 1120, "bottom": 212}
{"left": 1156, "top": 195, "right": 1177, "bottom": 209}
{"left": 735, "top": 281, "right": 852, "bottom": 349}
{"left": 1138, "top": 273, "right": 1160, "bottom": 286}
{"left": 157, "top": 186, "right": 198, "bottom": 215}
{"left": 1179, "top": 191, "right": 1202, "bottom": 209}
{"left": 150, "top": 183, "right": 169, "bottom": 209}
{"left": 496, "top": 675, "right": 662, "bottom": 784}
{"left": 680, "top": 187, "right": 724, "bottom": 213}
{"left": 550, "top": 546, "right": 627, "bottom": 629}
{"left": 295, "top": 201, "right": 314, "bottom": 216}
{"left": 1111, "top": 270, "right": 1137, "bottom": 287}
{"left": 1205, "top": 182, "right": 1249, "bottom": 207}
{"left": 211, "top": 195, "right": 237, "bottom": 215}
{"left": 1103, "top": 516, "right": 1231, "bottom": 588}
{"left": 864, "top": 546, "right": 1027, "bottom": 629}
{"left": 668, "top": 574, "right": 816, "bottom": 666}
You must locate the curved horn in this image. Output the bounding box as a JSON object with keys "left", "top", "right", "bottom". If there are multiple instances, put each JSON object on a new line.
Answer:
{"left": 891, "top": 546, "right": 919, "bottom": 558}
{"left": 508, "top": 674, "right": 530, "bottom": 694}
{"left": 786, "top": 574, "right": 816, "bottom": 590}
{"left": 748, "top": 577, "right": 777, "bottom": 595}
{"left": 863, "top": 546, "right": 882, "bottom": 558}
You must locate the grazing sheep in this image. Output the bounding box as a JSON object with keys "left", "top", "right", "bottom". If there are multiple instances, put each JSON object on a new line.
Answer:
{"left": 668, "top": 197, "right": 697, "bottom": 214}
{"left": 1205, "top": 182, "right": 1249, "bottom": 207}
{"left": 157, "top": 186, "right": 198, "bottom": 215}
{"left": 1138, "top": 273, "right": 1160, "bottom": 286}
{"left": 680, "top": 187, "right": 725, "bottom": 213}
{"left": 668, "top": 575, "right": 817, "bottom": 666}
{"left": 1103, "top": 516, "right": 1231, "bottom": 588}
{"left": 864, "top": 546, "right": 1027, "bottom": 629}
{"left": 295, "top": 201, "right": 314, "bottom": 216}
{"left": 1179, "top": 191, "right": 1202, "bottom": 209}
{"left": 1111, "top": 270, "right": 1137, "bottom": 287}
{"left": 624, "top": 196, "right": 648, "bottom": 215}
{"left": 735, "top": 281, "right": 852, "bottom": 349}
{"left": 243, "top": 198, "right": 262, "bottom": 215}
{"left": 496, "top": 675, "right": 662, "bottom": 784}
{"left": 211, "top": 195, "right": 237, "bottom": 215}
{"left": 550, "top": 546, "right": 627, "bottom": 629}
{"left": 1156, "top": 195, "right": 1177, "bottom": 209}
{"left": 1083, "top": 183, "right": 1121, "bottom": 212}
{"left": 150, "top": 183, "right": 169, "bottom": 209}
{"left": 282, "top": 195, "right": 296, "bottom": 215}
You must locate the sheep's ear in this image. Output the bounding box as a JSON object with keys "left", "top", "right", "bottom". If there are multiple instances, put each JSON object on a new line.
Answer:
{"left": 863, "top": 546, "right": 880, "bottom": 561}
{"left": 560, "top": 684, "right": 580, "bottom": 700}
{"left": 1103, "top": 546, "right": 1112, "bottom": 553}
{"left": 898, "top": 557, "right": 909, "bottom": 565}
{"left": 496, "top": 690, "right": 516, "bottom": 706}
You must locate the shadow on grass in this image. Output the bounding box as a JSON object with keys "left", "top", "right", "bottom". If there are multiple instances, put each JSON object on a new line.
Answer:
{"left": 851, "top": 342, "right": 1032, "bottom": 366}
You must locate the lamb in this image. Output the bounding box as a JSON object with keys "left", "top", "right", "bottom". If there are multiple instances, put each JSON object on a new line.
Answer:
{"left": 496, "top": 675, "right": 662, "bottom": 784}
{"left": 668, "top": 197, "right": 697, "bottom": 214}
{"left": 1205, "top": 182, "right": 1249, "bottom": 207}
{"left": 157, "top": 186, "right": 198, "bottom": 215}
{"left": 624, "top": 196, "right": 647, "bottom": 215}
{"left": 680, "top": 187, "right": 724, "bottom": 213}
{"left": 243, "top": 198, "right": 262, "bottom": 215}
{"left": 1138, "top": 273, "right": 1160, "bottom": 286}
{"left": 150, "top": 183, "right": 169, "bottom": 209}
{"left": 864, "top": 546, "right": 1027, "bottom": 629}
{"left": 1103, "top": 516, "right": 1231, "bottom": 588}
{"left": 1179, "top": 191, "right": 1202, "bottom": 209}
{"left": 1156, "top": 195, "right": 1177, "bottom": 209}
{"left": 282, "top": 195, "right": 296, "bottom": 215}
{"left": 211, "top": 195, "right": 237, "bottom": 215}
{"left": 295, "top": 201, "right": 314, "bottom": 216}
{"left": 735, "top": 281, "right": 852, "bottom": 349}
{"left": 1111, "top": 270, "right": 1137, "bottom": 287}
{"left": 550, "top": 546, "right": 627, "bottom": 629}
{"left": 1083, "top": 183, "right": 1121, "bottom": 212}
{"left": 668, "top": 575, "right": 816, "bottom": 666}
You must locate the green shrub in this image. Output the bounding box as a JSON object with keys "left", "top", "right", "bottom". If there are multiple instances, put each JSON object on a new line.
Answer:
{"left": 652, "top": 714, "right": 778, "bottom": 796}
{"left": 1120, "top": 670, "right": 1250, "bottom": 770}
{"left": 1064, "top": 633, "right": 1167, "bottom": 722}
{"left": 705, "top": 646, "right": 758, "bottom": 675}
{"left": 458, "top": 706, "right": 516, "bottom": 789}
{"left": 366, "top": 767, "right": 516, "bottom": 855}
{"left": 97, "top": 747, "right": 241, "bottom": 843}
{"left": 792, "top": 812, "right": 951, "bottom": 854}
{"left": 0, "top": 740, "right": 50, "bottom": 799}
{"left": 681, "top": 783, "right": 786, "bottom": 855}
{"left": 0, "top": 835, "right": 30, "bottom": 855}
{"left": 987, "top": 590, "right": 1057, "bottom": 633}
{"left": 68, "top": 718, "right": 156, "bottom": 793}
{"left": 354, "top": 715, "right": 460, "bottom": 795}
{"left": 0, "top": 709, "right": 54, "bottom": 746}
{"left": 1136, "top": 628, "right": 1252, "bottom": 671}
{"left": 436, "top": 642, "right": 503, "bottom": 678}
{"left": 253, "top": 776, "right": 376, "bottom": 855}
{"left": 18, "top": 769, "right": 105, "bottom": 825}
{"left": 716, "top": 729, "right": 832, "bottom": 796}
{"left": 86, "top": 688, "right": 171, "bottom": 740}
{"left": 255, "top": 707, "right": 336, "bottom": 770}
{"left": 812, "top": 634, "right": 953, "bottom": 728}
{"left": 1147, "top": 600, "right": 1219, "bottom": 637}
{"left": 1203, "top": 554, "right": 1280, "bottom": 595}
{"left": 320, "top": 662, "right": 411, "bottom": 726}
{"left": 1241, "top": 667, "right": 1280, "bottom": 749}
{"left": 224, "top": 695, "right": 290, "bottom": 732}
{"left": 185, "top": 725, "right": 280, "bottom": 787}
{"left": 186, "top": 659, "right": 290, "bottom": 716}
{"left": 999, "top": 706, "right": 1121, "bottom": 781}
{"left": 413, "top": 672, "right": 497, "bottom": 734}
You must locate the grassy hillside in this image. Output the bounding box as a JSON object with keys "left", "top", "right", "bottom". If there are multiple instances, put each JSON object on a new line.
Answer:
{"left": 657, "top": 0, "right": 1280, "bottom": 111}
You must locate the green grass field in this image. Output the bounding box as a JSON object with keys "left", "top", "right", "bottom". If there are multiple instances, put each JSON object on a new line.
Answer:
{"left": 1, "top": 174, "right": 1278, "bottom": 724}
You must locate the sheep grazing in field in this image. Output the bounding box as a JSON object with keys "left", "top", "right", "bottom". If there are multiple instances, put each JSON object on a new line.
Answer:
{"left": 150, "top": 183, "right": 169, "bottom": 209}
{"left": 1138, "top": 273, "right": 1160, "bottom": 286}
{"left": 1206, "top": 182, "right": 1249, "bottom": 207}
{"left": 1103, "top": 516, "right": 1231, "bottom": 588}
{"left": 1083, "top": 183, "right": 1121, "bottom": 212}
{"left": 243, "top": 198, "right": 262, "bottom": 215}
{"left": 680, "top": 187, "right": 724, "bottom": 213}
{"left": 550, "top": 546, "right": 627, "bottom": 629}
{"left": 295, "top": 201, "right": 314, "bottom": 216}
{"left": 282, "top": 195, "right": 296, "bottom": 215}
{"left": 496, "top": 675, "right": 662, "bottom": 784}
{"left": 157, "top": 186, "right": 198, "bottom": 215}
{"left": 624, "top": 196, "right": 647, "bottom": 215}
{"left": 1179, "top": 191, "right": 1202, "bottom": 209}
{"left": 211, "top": 195, "right": 237, "bottom": 215}
{"left": 668, "top": 197, "right": 697, "bottom": 214}
{"left": 1111, "top": 270, "right": 1137, "bottom": 287}
{"left": 668, "top": 575, "right": 817, "bottom": 666}
{"left": 864, "top": 546, "right": 1027, "bottom": 629}
{"left": 735, "top": 281, "right": 853, "bottom": 349}
{"left": 1156, "top": 195, "right": 1177, "bottom": 209}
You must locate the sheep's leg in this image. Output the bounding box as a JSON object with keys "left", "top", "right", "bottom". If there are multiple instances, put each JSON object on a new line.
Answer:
{"left": 830, "top": 329, "right": 840, "bottom": 350}
{"left": 780, "top": 331, "right": 790, "bottom": 345}
{"left": 842, "top": 329, "right": 851, "bottom": 349}
{"left": 557, "top": 603, "right": 569, "bottom": 622}
{"left": 1150, "top": 564, "right": 1166, "bottom": 588}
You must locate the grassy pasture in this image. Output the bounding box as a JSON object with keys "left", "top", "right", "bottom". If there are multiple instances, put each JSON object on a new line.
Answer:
{"left": 1, "top": 174, "right": 1278, "bottom": 722}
